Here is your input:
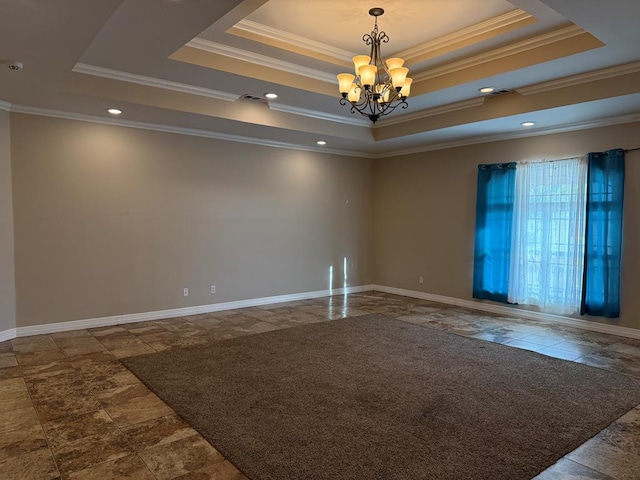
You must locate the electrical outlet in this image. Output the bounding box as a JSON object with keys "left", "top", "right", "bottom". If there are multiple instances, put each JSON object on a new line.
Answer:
{"left": 210, "top": 285, "right": 216, "bottom": 294}
{"left": 183, "top": 288, "right": 189, "bottom": 297}
{"left": 418, "top": 276, "right": 424, "bottom": 284}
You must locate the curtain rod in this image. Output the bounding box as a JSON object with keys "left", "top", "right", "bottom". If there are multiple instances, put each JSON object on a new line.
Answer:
{"left": 625, "top": 147, "right": 640, "bottom": 153}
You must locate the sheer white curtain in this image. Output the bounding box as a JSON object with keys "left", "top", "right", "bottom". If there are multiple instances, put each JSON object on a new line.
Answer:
{"left": 508, "top": 157, "right": 588, "bottom": 314}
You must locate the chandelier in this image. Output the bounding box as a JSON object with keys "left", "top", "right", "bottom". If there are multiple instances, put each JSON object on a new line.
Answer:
{"left": 337, "top": 8, "right": 412, "bottom": 124}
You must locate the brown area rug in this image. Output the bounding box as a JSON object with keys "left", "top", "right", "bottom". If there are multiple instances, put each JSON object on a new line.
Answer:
{"left": 123, "top": 314, "right": 640, "bottom": 480}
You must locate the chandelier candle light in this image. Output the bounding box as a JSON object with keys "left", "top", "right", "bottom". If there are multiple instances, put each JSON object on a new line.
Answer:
{"left": 337, "top": 8, "right": 412, "bottom": 124}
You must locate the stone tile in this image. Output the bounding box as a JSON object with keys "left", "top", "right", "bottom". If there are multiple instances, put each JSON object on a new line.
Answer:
{"left": 139, "top": 435, "right": 225, "bottom": 480}
{"left": 0, "top": 376, "right": 26, "bottom": 395}
{"left": 27, "top": 374, "right": 102, "bottom": 421}
{"left": 121, "top": 414, "right": 198, "bottom": 451}
{"left": 502, "top": 339, "right": 547, "bottom": 352}
{"left": 69, "top": 351, "right": 118, "bottom": 369}
{"left": 0, "top": 377, "right": 32, "bottom": 413}
{"left": 0, "top": 365, "right": 23, "bottom": 380}
{"left": 594, "top": 407, "right": 640, "bottom": 456}
{"left": 16, "top": 349, "right": 67, "bottom": 367}
{"left": 0, "top": 447, "right": 59, "bottom": 480}
{"left": 127, "top": 324, "right": 168, "bottom": 336}
{"left": 518, "top": 333, "right": 566, "bottom": 347}
{"left": 51, "top": 431, "right": 133, "bottom": 474}
{"left": 537, "top": 346, "right": 585, "bottom": 361}
{"left": 140, "top": 331, "right": 208, "bottom": 352}
{"left": 0, "top": 354, "right": 18, "bottom": 368}
{"left": 75, "top": 359, "right": 141, "bottom": 393}
{"left": 41, "top": 409, "right": 120, "bottom": 450}
{"left": 65, "top": 453, "right": 155, "bottom": 479}
{"left": 97, "top": 332, "right": 149, "bottom": 350}
{"left": 21, "top": 360, "right": 74, "bottom": 379}
{"left": 97, "top": 383, "right": 174, "bottom": 425}
{"left": 53, "top": 336, "right": 107, "bottom": 357}
{"left": 10, "top": 334, "right": 55, "bottom": 348}
{"left": 576, "top": 352, "right": 640, "bottom": 377}
{"left": 88, "top": 326, "right": 128, "bottom": 337}
{"left": 25, "top": 370, "right": 86, "bottom": 400}
{"left": 605, "top": 343, "right": 640, "bottom": 358}
{"left": 567, "top": 436, "right": 640, "bottom": 479}
{"left": 470, "top": 330, "right": 530, "bottom": 344}
{"left": 534, "top": 457, "right": 615, "bottom": 479}
{"left": 110, "top": 343, "right": 157, "bottom": 359}
{"left": 551, "top": 340, "right": 603, "bottom": 356}
{"left": 50, "top": 329, "right": 92, "bottom": 339}
{"left": 173, "top": 460, "right": 249, "bottom": 480}
{"left": 0, "top": 406, "right": 49, "bottom": 460}
{"left": 34, "top": 396, "right": 103, "bottom": 422}
{"left": 152, "top": 319, "right": 203, "bottom": 334}
{"left": 12, "top": 337, "right": 60, "bottom": 353}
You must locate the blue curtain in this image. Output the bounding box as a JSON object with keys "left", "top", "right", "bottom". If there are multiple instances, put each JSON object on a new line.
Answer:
{"left": 473, "top": 163, "right": 516, "bottom": 302}
{"left": 581, "top": 149, "right": 625, "bottom": 318}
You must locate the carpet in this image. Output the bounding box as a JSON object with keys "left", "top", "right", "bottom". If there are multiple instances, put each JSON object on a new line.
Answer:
{"left": 122, "top": 314, "right": 640, "bottom": 480}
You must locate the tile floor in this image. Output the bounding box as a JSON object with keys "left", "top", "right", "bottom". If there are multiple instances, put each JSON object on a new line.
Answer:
{"left": 1, "top": 291, "right": 640, "bottom": 479}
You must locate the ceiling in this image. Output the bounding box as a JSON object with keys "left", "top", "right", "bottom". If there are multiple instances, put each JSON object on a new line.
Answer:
{"left": 1, "top": 0, "right": 640, "bottom": 158}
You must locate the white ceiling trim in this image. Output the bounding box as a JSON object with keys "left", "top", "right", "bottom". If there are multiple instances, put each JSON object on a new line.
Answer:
{"left": 397, "top": 9, "right": 534, "bottom": 63}
{"left": 0, "top": 100, "right": 11, "bottom": 112}
{"left": 269, "top": 103, "right": 370, "bottom": 126}
{"left": 517, "top": 61, "right": 640, "bottom": 95}
{"left": 72, "top": 63, "right": 239, "bottom": 102}
{"left": 187, "top": 38, "right": 336, "bottom": 83}
{"left": 232, "top": 20, "right": 354, "bottom": 63}
{"left": 9, "top": 104, "right": 371, "bottom": 158}
{"left": 7, "top": 104, "right": 639, "bottom": 160}
{"left": 373, "top": 98, "right": 485, "bottom": 128}
{"left": 413, "top": 25, "right": 584, "bottom": 82}
{"left": 374, "top": 113, "right": 640, "bottom": 158}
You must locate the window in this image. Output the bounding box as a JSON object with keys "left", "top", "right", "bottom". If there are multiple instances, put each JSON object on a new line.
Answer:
{"left": 508, "top": 158, "right": 587, "bottom": 314}
{"left": 473, "top": 150, "right": 625, "bottom": 318}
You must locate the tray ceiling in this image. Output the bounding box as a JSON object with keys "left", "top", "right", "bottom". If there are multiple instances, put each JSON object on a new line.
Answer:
{"left": 1, "top": 0, "right": 640, "bottom": 157}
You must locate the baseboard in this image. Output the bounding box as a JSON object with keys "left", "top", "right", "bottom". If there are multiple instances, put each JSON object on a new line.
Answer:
{"left": 3, "top": 283, "right": 638, "bottom": 342}
{"left": 2, "top": 285, "right": 375, "bottom": 341}
{"left": 372, "top": 285, "right": 640, "bottom": 340}
{"left": 0, "top": 328, "right": 17, "bottom": 343}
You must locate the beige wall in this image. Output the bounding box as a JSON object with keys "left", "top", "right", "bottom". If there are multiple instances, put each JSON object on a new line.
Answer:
{"left": 10, "top": 114, "right": 374, "bottom": 327}
{"left": 7, "top": 112, "right": 640, "bottom": 332}
{"left": 374, "top": 121, "right": 640, "bottom": 329}
{"left": 0, "top": 109, "right": 16, "bottom": 332}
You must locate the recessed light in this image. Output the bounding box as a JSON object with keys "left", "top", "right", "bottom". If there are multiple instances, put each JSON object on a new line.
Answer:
{"left": 265, "top": 93, "right": 278, "bottom": 99}
{"left": 521, "top": 121, "right": 536, "bottom": 127}
{"left": 316, "top": 140, "right": 327, "bottom": 146}
{"left": 479, "top": 87, "right": 495, "bottom": 94}
{"left": 107, "top": 108, "right": 122, "bottom": 115}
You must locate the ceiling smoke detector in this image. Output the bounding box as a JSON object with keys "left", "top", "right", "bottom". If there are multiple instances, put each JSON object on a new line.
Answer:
{"left": 6, "top": 61, "right": 24, "bottom": 71}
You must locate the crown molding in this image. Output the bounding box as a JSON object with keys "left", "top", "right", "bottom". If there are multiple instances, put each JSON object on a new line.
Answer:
{"left": 412, "top": 25, "right": 585, "bottom": 82}
{"left": 72, "top": 63, "right": 239, "bottom": 102}
{"left": 0, "top": 100, "right": 11, "bottom": 112}
{"left": 187, "top": 38, "right": 336, "bottom": 84}
{"left": 269, "top": 103, "right": 370, "bottom": 126}
{"left": 231, "top": 19, "right": 354, "bottom": 63}
{"left": 373, "top": 98, "right": 485, "bottom": 128}
{"left": 10, "top": 104, "right": 372, "bottom": 158}
{"left": 8, "top": 103, "right": 640, "bottom": 161}
{"left": 398, "top": 9, "right": 534, "bottom": 64}
{"left": 373, "top": 113, "right": 640, "bottom": 158}
{"left": 230, "top": 10, "right": 533, "bottom": 69}
{"left": 516, "top": 61, "right": 640, "bottom": 96}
